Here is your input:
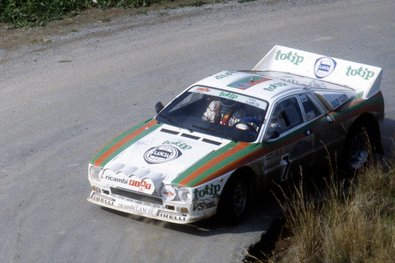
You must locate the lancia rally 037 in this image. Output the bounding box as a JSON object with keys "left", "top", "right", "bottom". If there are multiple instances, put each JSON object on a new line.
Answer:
{"left": 87, "top": 45, "right": 384, "bottom": 224}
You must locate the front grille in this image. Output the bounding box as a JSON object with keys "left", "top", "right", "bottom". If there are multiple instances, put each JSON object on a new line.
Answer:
{"left": 110, "top": 187, "right": 163, "bottom": 205}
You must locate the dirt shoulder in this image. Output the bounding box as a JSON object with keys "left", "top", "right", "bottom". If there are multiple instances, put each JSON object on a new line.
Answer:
{"left": 0, "top": 0, "right": 236, "bottom": 51}
{"left": 0, "top": 7, "right": 126, "bottom": 50}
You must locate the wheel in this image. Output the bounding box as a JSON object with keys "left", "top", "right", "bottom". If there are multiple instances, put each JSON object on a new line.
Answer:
{"left": 343, "top": 125, "right": 371, "bottom": 176}
{"left": 217, "top": 175, "right": 249, "bottom": 224}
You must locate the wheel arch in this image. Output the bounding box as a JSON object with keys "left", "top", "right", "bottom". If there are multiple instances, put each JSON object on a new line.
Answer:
{"left": 216, "top": 166, "right": 256, "bottom": 223}
{"left": 227, "top": 166, "right": 258, "bottom": 199}
{"left": 347, "top": 113, "right": 383, "bottom": 154}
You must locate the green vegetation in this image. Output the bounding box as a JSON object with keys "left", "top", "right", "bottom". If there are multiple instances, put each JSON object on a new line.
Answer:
{"left": 0, "top": 0, "right": 262, "bottom": 27}
{"left": 271, "top": 164, "right": 395, "bottom": 263}
{"left": 0, "top": 0, "right": 163, "bottom": 26}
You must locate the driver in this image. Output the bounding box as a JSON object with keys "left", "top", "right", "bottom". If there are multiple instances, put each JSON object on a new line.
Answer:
{"left": 202, "top": 98, "right": 237, "bottom": 125}
{"left": 202, "top": 97, "right": 260, "bottom": 131}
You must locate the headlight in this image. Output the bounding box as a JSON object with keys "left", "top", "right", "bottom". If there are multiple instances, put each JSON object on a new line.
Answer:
{"left": 178, "top": 188, "right": 192, "bottom": 202}
{"left": 89, "top": 164, "right": 102, "bottom": 181}
{"left": 161, "top": 185, "right": 177, "bottom": 201}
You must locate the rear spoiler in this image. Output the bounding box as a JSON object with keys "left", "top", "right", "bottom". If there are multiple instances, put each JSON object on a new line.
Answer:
{"left": 253, "top": 45, "right": 382, "bottom": 99}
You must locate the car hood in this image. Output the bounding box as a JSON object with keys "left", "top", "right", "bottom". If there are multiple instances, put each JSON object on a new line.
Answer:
{"left": 92, "top": 120, "right": 253, "bottom": 192}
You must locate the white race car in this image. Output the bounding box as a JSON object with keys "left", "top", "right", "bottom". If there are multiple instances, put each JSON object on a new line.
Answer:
{"left": 88, "top": 45, "right": 384, "bottom": 224}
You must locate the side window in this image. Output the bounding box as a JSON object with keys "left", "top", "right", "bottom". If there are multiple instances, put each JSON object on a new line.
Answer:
{"left": 268, "top": 97, "right": 303, "bottom": 135}
{"left": 299, "top": 94, "right": 321, "bottom": 121}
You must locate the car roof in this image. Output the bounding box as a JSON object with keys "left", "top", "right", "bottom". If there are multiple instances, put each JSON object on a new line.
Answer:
{"left": 192, "top": 70, "right": 306, "bottom": 103}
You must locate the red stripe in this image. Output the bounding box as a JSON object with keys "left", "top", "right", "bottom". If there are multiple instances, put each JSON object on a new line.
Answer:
{"left": 94, "top": 119, "right": 157, "bottom": 166}
{"left": 178, "top": 142, "right": 249, "bottom": 186}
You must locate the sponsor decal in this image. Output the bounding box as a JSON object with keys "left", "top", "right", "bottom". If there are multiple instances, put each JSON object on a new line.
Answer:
{"left": 219, "top": 91, "right": 238, "bottom": 100}
{"left": 163, "top": 140, "right": 192, "bottom": 150}
{"left": 263, "top": 82, "right": 287, "bottom": 92}
{"left": 144, "top": 145, "right": 182, "bottom": 164}
{"left": 245, "top": 98, "right": 261, "bottom": 108}
{"left": 196, "top": 87, "right": 210, "bottom": 92}
{"left": 331, "top": 94, "right": 348, "bottom": 108}
{"left": 193, "top": 184, "right": 221, "bottom": 199}
{"left": 215, "top": 71, "right": 234, "bottom": 80}
{"left": 128, "top": 176, "right": 155, "bottom": 194}
{"left": 161, "top": 185, "right": 177, "bottom": 200}
{"left": 193, "top": 200, "right": 216, "bottom": 211}
{"left": 158, "top": 212, "right": 187, "bottom": 222}
{"left": 346, "top": 66, "right": 375, "bottom": 80}
{"left": 278, "top": 77, "right": 300, "bottom": 85}
{"left": 104, "top": 175, "right": 128, "bottom": 185}
{"left": 117, "top": 203, "right": 158, "bottom": 217}
{"left": 314, "top": 57, "right": 337, "bottom": 78}
{"left": 275, "top": 50, "right": 304, "bottom": 65}
{"left": 91, "top": 193, "right": 115, "bottom": 206}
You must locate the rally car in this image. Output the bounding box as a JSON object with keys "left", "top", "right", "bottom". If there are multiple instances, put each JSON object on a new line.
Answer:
{"left": 87, "top": 45, "right": 384, "bottom": 224}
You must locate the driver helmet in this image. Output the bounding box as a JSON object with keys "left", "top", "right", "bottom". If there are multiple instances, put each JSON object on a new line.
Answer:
{"left": 220, "top": 98, "right": 238, "bottom": 115}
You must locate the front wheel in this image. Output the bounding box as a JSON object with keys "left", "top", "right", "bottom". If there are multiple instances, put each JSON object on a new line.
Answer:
{"left": 217, "top": 175, "right": 249, "bottom": 224}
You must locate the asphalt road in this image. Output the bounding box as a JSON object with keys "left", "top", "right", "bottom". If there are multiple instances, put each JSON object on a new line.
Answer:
{"left": 1, "top": 0, "right": 394, "bottom": 262}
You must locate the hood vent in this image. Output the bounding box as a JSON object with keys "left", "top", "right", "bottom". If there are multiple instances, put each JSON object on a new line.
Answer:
{"left": 202, "top": 138, "right": 222, "bottom": 146}
{"left": 160, "top": 128, "right": 179, "bottom": 135}
{"left": 181, "top": 133, "right": 200, "bottom": 140}
{"left": 160, "top": 127, "right": 223, "bottom": 146}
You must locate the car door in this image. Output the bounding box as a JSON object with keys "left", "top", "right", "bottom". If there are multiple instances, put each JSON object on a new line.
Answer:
{"left": 262, "top": 95, "right": 314, "bottom": 182}
{"left": 306, "top": 93, "right": 348, "bottom": 167}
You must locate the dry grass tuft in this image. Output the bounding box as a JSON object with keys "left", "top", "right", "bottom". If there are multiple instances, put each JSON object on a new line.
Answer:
{"left": 275, "top": 163, "right": 395, "bottom": 263}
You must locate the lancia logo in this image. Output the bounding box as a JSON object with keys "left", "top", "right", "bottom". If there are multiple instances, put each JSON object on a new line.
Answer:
{"left": 314, "top": 57, "right": 337, "bottom": 79}
{"left": 144, "top": 145, "right": 182, "bottom": 164}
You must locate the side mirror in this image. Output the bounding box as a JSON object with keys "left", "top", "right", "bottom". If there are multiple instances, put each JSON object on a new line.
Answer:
{"left": 155, "top": 101, "right": 164, "bottom": 114}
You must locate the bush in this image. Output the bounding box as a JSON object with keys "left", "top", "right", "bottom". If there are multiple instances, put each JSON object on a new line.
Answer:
{"left": 0, "top": 0, "right": 162, "bottom": 26}
{"left": 0, "top": 0, "right": 91, "bottom": 26}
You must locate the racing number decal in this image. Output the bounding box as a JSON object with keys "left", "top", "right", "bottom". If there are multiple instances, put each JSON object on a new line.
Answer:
{"left": 280, "top": 154, "right": 291, "bottom": 181}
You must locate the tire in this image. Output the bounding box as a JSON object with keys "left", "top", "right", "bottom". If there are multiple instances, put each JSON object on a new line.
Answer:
{"left": 217, "top": 175, "right": 250, "bottom": 224}
{"left": 343, "top": 125, "right": 372, "bottom": 176}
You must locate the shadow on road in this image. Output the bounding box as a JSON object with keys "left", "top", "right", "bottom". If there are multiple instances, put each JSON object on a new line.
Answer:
{"left": 101, "top": 190, "right": 283, "bottom": 237}
{"left": 164, "top": 192, "right": 283, "bottom": 237}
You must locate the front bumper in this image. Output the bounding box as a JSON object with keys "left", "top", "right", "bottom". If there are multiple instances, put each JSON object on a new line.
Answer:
{"left": 87, "top": 189, "right": 217, "bottom": 224}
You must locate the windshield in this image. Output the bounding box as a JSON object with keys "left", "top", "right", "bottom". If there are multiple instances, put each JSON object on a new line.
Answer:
{"left": 156, "top": 86, "right": 268, "bottom": 142}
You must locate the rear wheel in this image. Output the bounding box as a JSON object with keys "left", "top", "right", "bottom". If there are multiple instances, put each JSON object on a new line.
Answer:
{"left": 343, "top": 125, "right": 371, "bottom": 176}
{"left": 217, "top": 175, "right": 249, "bottom": 224}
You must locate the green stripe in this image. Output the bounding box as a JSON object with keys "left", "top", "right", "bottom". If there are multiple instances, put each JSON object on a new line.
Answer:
{"left": 187, "top": 143, "right": 262, "bottom": 186}
{"left": 90, "top": 119, "right": 160, "bottom": 166}
{"left": 172, "top": 141, "right": 239, "bottom": 185}
{"left": 183, "top": 125, "right": 317, "bottom": 187}
{"left": 334, "top": 92, "right": 382, "bottom": 120}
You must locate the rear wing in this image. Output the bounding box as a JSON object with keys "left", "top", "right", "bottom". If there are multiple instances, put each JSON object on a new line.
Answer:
{"left": 253, "top": 45, "right": 382, "bottom": 99}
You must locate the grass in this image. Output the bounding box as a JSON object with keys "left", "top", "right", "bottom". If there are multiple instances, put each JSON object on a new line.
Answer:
{"left": 0, "top": 0, "right": 167, "bottom": 26}
{"left": 0, "top": 0, "right": 281, "bottom": 27}
{"left": 269, "top": 163, "right": 395, "bottom": 263}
